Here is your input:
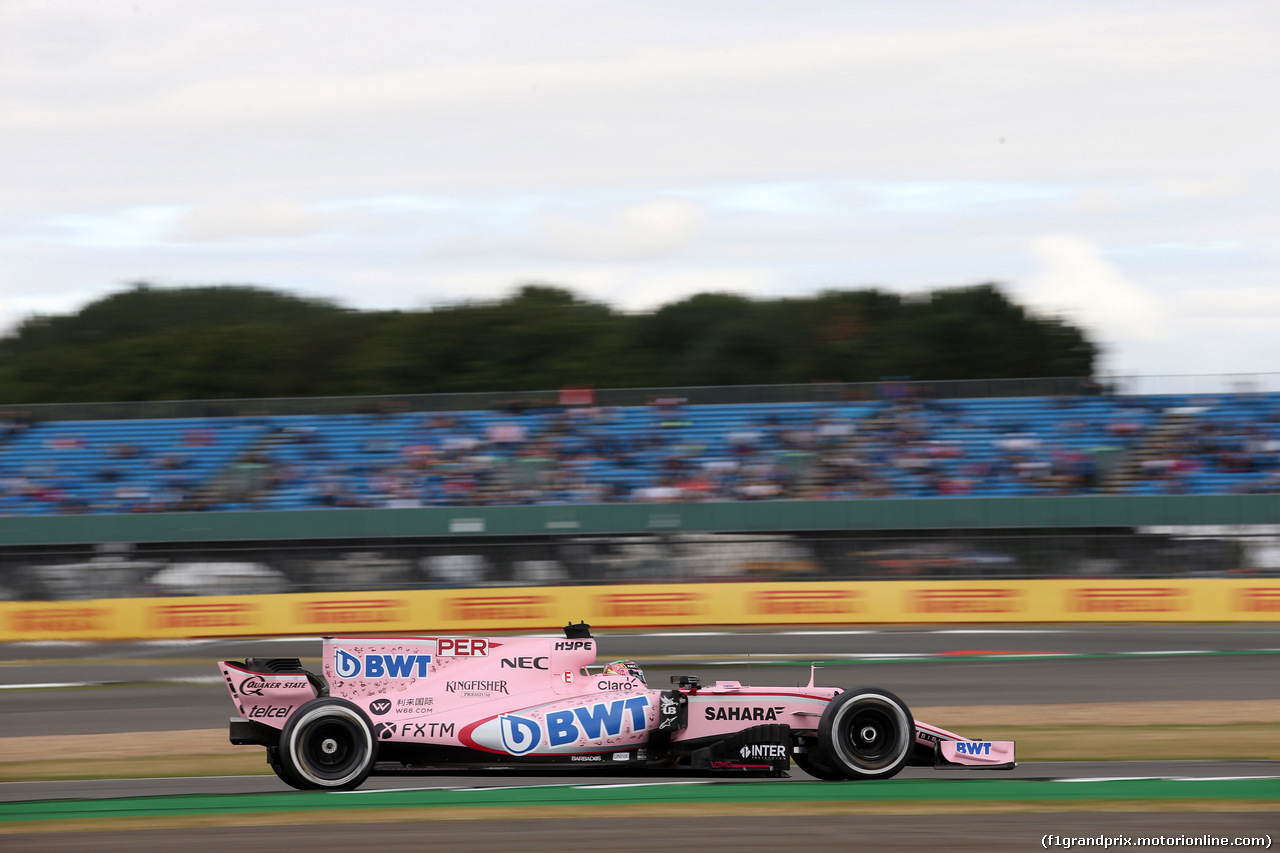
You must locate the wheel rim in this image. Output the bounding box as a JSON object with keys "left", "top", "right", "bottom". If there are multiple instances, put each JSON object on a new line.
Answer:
{"left": 831, "top": 695, "right": 910, "bottom": 774}
{"left": 290, "top": 707, "right": 372, "bottom": 786}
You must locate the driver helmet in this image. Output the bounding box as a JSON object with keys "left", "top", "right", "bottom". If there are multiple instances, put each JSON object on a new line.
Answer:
{"left": 601, "top": 659, "right": 646, "bottom": 684}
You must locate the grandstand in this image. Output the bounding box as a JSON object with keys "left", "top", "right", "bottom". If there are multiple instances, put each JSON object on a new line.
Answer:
{"left": 1, "top": 390, "right": 1277, "bottom": 517}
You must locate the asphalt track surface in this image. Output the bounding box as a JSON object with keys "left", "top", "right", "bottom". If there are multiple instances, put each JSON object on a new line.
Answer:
{"left": 4, "top": 624, "right": 1280, "bottom": 736}
{"left": 2, "top": 624, "right": 1278, "bottom": 851}
{"left": 6, "top": 815, "right": 1278, "bottom": 853}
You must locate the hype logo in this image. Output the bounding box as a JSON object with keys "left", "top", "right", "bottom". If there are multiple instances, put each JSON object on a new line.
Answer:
{"left": 500, "top": 714, "right": 541, "bottom": 755}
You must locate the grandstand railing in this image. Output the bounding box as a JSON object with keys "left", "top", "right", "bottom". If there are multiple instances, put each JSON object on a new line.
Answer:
{"left": 5, "top": 372, "right": 1280, "bottom": 422}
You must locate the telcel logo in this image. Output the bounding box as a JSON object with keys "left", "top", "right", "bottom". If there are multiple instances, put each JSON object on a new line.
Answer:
{"left": 334, "top": 649, "right": 431, "bottom": 679}
{"left": 954, "top": 741, "right": 992, "bottom": 755}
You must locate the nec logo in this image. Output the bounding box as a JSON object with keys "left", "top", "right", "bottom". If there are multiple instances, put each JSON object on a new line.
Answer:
{"left": 334, "top": 649, "right": 431, "bottom": 679}
{"left": 501, "top": 656, "right": 548, "bottom": 670}
{"left": 954, "top": 741, "right": 992, "bottom": 755}
{"left": 437, "top": 638, "right": 489, "bottom": 657}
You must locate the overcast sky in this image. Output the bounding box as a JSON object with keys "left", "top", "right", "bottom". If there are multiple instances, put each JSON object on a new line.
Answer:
{"left": 2, "top": 0, "right": 1278, "bottom": 382}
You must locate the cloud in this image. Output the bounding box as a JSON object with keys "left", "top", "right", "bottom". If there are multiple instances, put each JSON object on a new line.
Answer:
{"left": 1178, "top": 286, "right": 1280, "bottom": 322}
{"left": 168, "top": 199, "right": 334, "bottom": 242}
{"left": 529, "top": 199, "right": 706, "bottom": 262}
{"left": 1021, "top": 234, "right": 1172, "bottom": 345}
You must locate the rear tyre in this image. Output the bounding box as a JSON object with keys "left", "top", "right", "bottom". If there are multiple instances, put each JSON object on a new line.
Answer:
{"left": 266, "top": 746, "right": 305, "bottom": 789}
{"left": 277, "top": 698, "right": 377, "bottom": 791}
{"left": 817, "top": 688, "right": 914, "bottom": 780}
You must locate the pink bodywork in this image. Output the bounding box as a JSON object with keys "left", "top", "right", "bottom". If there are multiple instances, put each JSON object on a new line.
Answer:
{"left": 219, "top": 634, "right": 1012, "bottom": 765}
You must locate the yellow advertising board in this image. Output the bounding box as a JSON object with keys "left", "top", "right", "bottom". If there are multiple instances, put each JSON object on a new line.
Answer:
{"left": 1, "top": 579, "right": 1278, "bottom": 642}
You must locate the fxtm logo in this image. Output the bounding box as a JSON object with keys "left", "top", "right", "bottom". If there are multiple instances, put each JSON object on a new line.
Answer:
{"left": 376, "top": 721, "right": 455, "bottom": 740}
{"left": 498, "top": 696, "right": 650, "bottom": 755}
{"left": 334, "top": 649, "right": 431, "bottom": 679}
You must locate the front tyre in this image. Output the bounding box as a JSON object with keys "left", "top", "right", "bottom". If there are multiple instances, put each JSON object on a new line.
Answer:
{"left": 817, "top": 688, "right": 914, "bottom": 780}
{"left": 277, "top": 698, "right": 377, "bottom": 791}
{"left": 792, "top": 748, "right": 846, "bottom": 781}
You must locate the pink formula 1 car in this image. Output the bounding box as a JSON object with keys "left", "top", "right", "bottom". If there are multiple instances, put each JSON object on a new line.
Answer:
{"left": 218, "top": 623, "right": 1015, "bottom": 790}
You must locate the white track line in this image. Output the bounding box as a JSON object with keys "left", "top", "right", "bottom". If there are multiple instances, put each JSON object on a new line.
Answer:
{"left": 573, "top": 781, "right": 713, "bottom": 789}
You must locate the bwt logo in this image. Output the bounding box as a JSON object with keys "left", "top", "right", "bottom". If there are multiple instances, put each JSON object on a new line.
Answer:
{"left": 498, "top": 696, "right": 650, "bottom": 755}
{"left": 954, "top": 741, "right": 993, "bottom": 755}
{"left": 334, "top": 649, "right": 431, "bottom": 679}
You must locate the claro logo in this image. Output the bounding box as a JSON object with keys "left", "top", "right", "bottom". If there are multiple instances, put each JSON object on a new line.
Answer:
{"left": 1235, "top": 587, "right": 1280, "bottom": 613}
{"left": 596, "top": 592, "right": 704, "bottom": 618}
{"left": 750, "top": 589, "right": 860, "bottom": 615}
{"left": 150, "top": 603, "right": 257, "bottom": 629}
{"left": 1069, "top": 588, "right": 1187, "bottom": 613}
{"left": 907, "top": 589, "right": 1022, "bottom": 613}
{"left": 447, "top": 596, "right": 549, "bottom": 621}
{"left": 298, "top": 599, "right": 406, "bottom": 624}
{"left": 9, "top": 607, "right": 109, "bottom": 634}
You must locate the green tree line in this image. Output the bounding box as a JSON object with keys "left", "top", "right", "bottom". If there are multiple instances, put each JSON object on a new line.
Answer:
{"left": 0, "top": 282, "right": 1097, "bottom": 403}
